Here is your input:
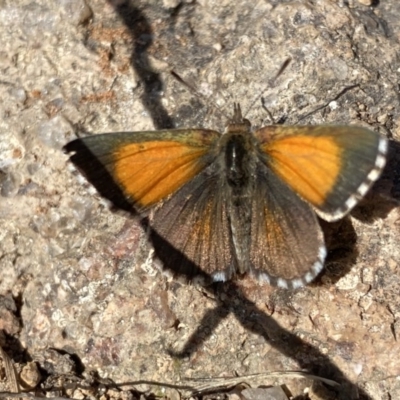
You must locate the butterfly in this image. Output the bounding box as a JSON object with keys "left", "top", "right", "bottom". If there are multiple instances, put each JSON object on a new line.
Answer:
{"left": 64, "top": 103, "right": 388, "bottom": 289}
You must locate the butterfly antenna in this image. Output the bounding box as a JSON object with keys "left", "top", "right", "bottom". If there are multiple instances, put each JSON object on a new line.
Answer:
{"left": 170, "top": 70, "right": 229, "bottom": 121}
{"left": 231, "top": 103, "right": 243, "bottom": 123}
{"left": 242, "top": 57, "right": 292, "bottom": 120}
{"left": 296, "top": 83, "right": 360, "bottom": 123}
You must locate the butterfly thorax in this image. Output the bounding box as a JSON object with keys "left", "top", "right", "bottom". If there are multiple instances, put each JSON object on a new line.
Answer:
{"left": 222, "top": 104, "right": 257, "bottom": 192}
{"left": 224, "top": 132, "right": 254, "bottom": 192}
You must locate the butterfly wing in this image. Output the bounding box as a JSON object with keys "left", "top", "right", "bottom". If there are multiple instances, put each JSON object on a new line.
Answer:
{"left": 149, "top": 163, "right": 234, "bottom": 279}
{"left": 254, "top": 125, "right": 388, "bottom": 221}
{"left": 249, "top": 161, "right": 326, "bottom": 289}
{"left": 65, "top": 129, "right": 232, "bottom": 279}
{"left": 64, "top": 130, "right": 220, "bottom": 212}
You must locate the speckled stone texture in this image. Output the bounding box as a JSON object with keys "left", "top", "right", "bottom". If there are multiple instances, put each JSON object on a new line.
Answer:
{"left": 1, "top": 0, "right": 400, "bottom": 399}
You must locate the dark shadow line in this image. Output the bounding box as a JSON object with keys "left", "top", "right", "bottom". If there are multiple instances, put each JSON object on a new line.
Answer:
{"left": 169, "top": 282, "right": 364, "bottom": 399}
{"left": 108, "top": 0, "right": 174, "bottom": 130}
{"left": 167, "top": 301, "right": 230, "bottom": 358}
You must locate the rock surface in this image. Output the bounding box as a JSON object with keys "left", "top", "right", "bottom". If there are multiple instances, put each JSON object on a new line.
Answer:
{"left": 1, "top": 0, "right": 400, "bottom": 399}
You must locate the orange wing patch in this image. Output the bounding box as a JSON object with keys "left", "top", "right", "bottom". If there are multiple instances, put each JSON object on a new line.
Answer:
{"left": 113, "top": 141, "right": 209, "bottom": 208}
{"left": 261, "top": 135, "right": 342, "bottom": 207}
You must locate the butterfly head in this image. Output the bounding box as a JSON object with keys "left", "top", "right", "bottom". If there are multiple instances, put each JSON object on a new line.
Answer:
{"left": 225, "top": 103, "right": 251, "bottom": 135}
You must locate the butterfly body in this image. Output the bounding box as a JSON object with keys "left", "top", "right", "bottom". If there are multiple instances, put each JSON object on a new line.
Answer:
{"left": 65, "top": 104, "right": 388, "bottom": 289}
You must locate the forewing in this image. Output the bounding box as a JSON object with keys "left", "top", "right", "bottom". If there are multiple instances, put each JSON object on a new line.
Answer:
{"left": 64, "top": 129, "right": 220, "bottom": 212}
{"left": 254, "top": 125, "right": 387, "bottom": 221}
{"left": 250, "top": 162, "right": 326, "bottom": 289}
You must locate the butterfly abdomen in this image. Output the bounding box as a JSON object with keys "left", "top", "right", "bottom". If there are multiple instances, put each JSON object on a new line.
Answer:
{"left": 222, "top": 132, "right": 257, "bottom": 275}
